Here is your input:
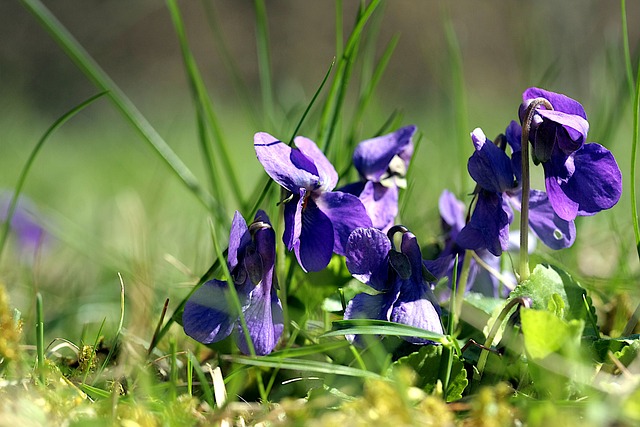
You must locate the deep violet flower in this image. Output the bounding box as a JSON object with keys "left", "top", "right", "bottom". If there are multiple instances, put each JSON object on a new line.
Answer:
{"left": 426, "top": 190, "right": 506, "bottom": 301}
{"left": 520, "top": 88, "right": 622, "bottom": 221}
{"left": 340, "top": 126, "right": 416, "bottom": 232}
{"left": 183, "top": 210, "right": 283, "bottom": 356}
{"left": 254, "top": 133, "right": 372, "bottom": 272}
{"left": 457, "top": 128, "right": 575, "bottom": 256}
{"left": 344, "top": 226, "right": 443, "bottom": 345}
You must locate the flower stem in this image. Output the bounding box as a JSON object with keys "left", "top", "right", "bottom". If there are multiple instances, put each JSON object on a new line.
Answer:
{"left": 519, "top": 98, "right": 553, "bottom": 282}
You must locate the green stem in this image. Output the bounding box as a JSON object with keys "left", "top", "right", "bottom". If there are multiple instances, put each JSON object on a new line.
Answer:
{"left": 519, "top": 98, "right": 553, "bottom": 282}
{"left": 454, "top": 250, "right": 473, "bottom": 325}
{"left": 474, "top": 297, "right": 531, "bottom": 384}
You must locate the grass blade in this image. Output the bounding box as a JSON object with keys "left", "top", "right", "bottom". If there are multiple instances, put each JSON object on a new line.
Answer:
{"left": 323, "top": 319, "right": 447, "bottom": 344}
{"left": 35, "top": 292, "right": 44, "bottom": 385}
{"left": 254, "top": 0, "right": 275, "bottom": 127}
{"left": 319, "top": 0, "right": 382, "bottom": 153}
{"left": 225, "top": 354, "right": 383, "bottom": 380}
{"left": 19, "top": 0, "right": 218, "bottom": 213}
{"left": 0, "top": 92, "right": 106, "bottom": 262}
{"left": 166, "top": 0, "right": 244, "bottom": 212}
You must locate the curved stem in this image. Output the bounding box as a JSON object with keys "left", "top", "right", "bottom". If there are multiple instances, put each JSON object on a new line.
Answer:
{"left": 519, "top": 98, "right": 553, "bottom": 282}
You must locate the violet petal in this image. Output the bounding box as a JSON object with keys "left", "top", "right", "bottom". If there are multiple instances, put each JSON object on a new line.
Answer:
{"left": 315, "top": 191, "right": 373, "bottom": 256}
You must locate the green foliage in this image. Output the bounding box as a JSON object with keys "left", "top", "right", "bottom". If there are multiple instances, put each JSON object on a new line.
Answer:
{"left": 391, "top": 345, "right": 468, "bottom": 402}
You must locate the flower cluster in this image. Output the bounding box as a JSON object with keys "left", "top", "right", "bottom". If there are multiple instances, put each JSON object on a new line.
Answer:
{"left": 183, "top": 87, "right": 622, "bottom": 355}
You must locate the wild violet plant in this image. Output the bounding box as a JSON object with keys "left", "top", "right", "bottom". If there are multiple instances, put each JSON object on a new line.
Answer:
{"left": 185, "top": 88, "right": 622, "bottom": 358}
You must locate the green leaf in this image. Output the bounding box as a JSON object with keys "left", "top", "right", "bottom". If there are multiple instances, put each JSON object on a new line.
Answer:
{"left": 520, "top": 308, "right": 584, "bottom": 360}
{"left": 390, "top": 346, "right": 467, "bottom": 402}
{"left": 508, "top": 264, "right": 599, "bottom": 337}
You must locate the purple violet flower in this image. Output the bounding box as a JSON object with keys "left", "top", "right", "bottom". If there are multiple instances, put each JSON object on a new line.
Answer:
{"left": 254, "top": 132, "right": 372, "bottom": 272}
{"left": 457, "top": 127, "right": 576, "bottom": 255}
{"left": 520, "top": 88, "right": 622, "bottom": 221}
{"left": 183, "top": 210, "right": 283, "bottom": 356}
{"left": 426, "top": 190, "right": 506, "bottom": 301}
{"left": 340, "top": 126, "right": 416, "bottom": 232}
{"left": 344, "top": 226, "right": 443, "bottom": 345}
{"left": 1, "top": 192, "right": 47, "bottom": 256}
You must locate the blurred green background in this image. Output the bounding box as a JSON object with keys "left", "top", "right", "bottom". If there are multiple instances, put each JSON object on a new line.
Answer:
{"left": 0, "top": 0, "right": 638, "bottom": 341}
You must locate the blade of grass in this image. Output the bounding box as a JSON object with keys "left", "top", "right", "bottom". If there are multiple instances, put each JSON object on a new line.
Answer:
{"left": 254, "top": 0, "right": 274, "bottom": 127}
{"left": 629, "top": 15, "right": 640, "bottom": 258}
{"left": 319, "top": 0, "right": 382, "bottom": 153}
{"left": 0, "top": 91, "right": 107, "bottom": 263}
{"left": 323, "top": 319, "right": 447, "bottom": 344}
{"left": 621, "top": 0, "right": 634, "bottom": 94}
{"left": 187, "top": 352, "right": 214, "bottom": 407}
{"left": 442, "top": 4, "right": 469, "bottom": 194}
{"left": 82, "top": 317, "right": 106, "bottom": 385}
{"left": 19, "top": 0, "right": 218, "bottom": 213}
{"left": 166, "top": 0, "right": 244, "bottom": 212}
{"left": 35, "top": 292, "right": 44, "bottom": 385}
{"left": 350, "top": 34, "right": 399, "bottom": 144}
{"left": 201, "top": 0, "right": 260, "bottom": 126}
{"left": 225, "top": 354, "right": 383, "bottom": 380}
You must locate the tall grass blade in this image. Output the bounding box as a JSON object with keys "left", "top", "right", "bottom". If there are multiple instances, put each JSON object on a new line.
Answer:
{"left": 442, "top": 5, "right": 469, "bottom": 193}
{"left": 319, "top": 0, "right": 382, "bottom": 153}
{"left": 225, "top": 354, "right": 383, "bottom": 380}
{"left": 323, "top": 319, "right": 447, "bottom": 344}
{"left": 167, "top": 0, "right": 244, "bottom": 212}
{"left": 19, "top": 0, "right": 218, "bottom": 213}
{"left": 627, "top": 9, "right": 640, "bottom": 259}
{"left": 254, "top": 0, "right": 274, "bottom": 127}
{"left": 0, "top": 92, "right": 106, "bottom": 263}
{"left": 187, "top": 352, "right": 215, "bottom": 407}
{"left": 35, "top": 292, "right": 44, "bottom": 385}
{"left": 201, "top": 0, "right": 260, "bottom": 126}
{"left": 621, "top": 0, "right": 634, "bottom": 94}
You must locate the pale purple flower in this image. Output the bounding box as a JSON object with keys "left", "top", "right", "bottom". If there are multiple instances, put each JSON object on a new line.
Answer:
{"left": 254, "top": 133, "right": 371, "bottom": 272}
{"left": 183, "top": 210, "right": 283, "bottom": 356}
{"left": 340, "top": 126, "right": 416, "bottom": 232}
{"left": 1, "top": 192, "right": 47, "bottom": 255}
{"left": 344, "top": 226, "right": 443, "bottom": 345}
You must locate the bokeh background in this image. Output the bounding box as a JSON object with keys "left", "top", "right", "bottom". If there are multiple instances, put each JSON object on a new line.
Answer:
{"left": 1, "top": 0, "right": 639, "bottom": 340}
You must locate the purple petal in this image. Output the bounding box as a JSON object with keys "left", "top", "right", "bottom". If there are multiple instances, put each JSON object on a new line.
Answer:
{"left": 353, "top": 125, "right": 416, "bottom": 181}
{"left": 527, "top": 190, "right": 576, "bottom": 249}
{"left": 468, "top": 129, "right": 517, "bottom": 193}
{"left": 390, "top": 281, "right": 443, "bottom": 345}
{"left": 345, "top": 227, "right": 391, "bottom": 291}
{"left": 344, "top": 292, "right": 396, "bottom": 345}
{"left": 358, "top": 181, "right": 398, "bottom": 232}
{"left": 295, "top": 197, "right": 334, "bottom": 272}
{"left": 544, "top": 143, "right": 622, "bottom": 220}
{"left": 536, "top": 110, "right": 589, "bottom": 154}
{"left": 236, "top": 283, "right": 284, "bottom": 355}
{"left": 315, "top": 191, "right": 373, "bottom": 256}
{"left": 294, "top": 136, "right": 338, "bottom": 191}
{"left": 228, "top": 211, "right": 250, "bottom": 272}
{"left": 438, "top": 190, "right": 466, "bottom": 236}
{"left": 521, "top": 87, "right": 587, "bottom": 119}
{"left": 283, "top": 190, "right": 304, "bottom": 251}
{"left": 456, "top": 192, "right": 510, "bottom": 257}
{"left": 505, "top": 120, "right": 522, "bottom": 153}
{"left": 254, "top": 132, "right": 319, "bottom": 192}
{"left": 400, "top": 231, "right": 425, "bottom": 283}
{"left": 183, "top": 279, "right": 237, "bottom": 344}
